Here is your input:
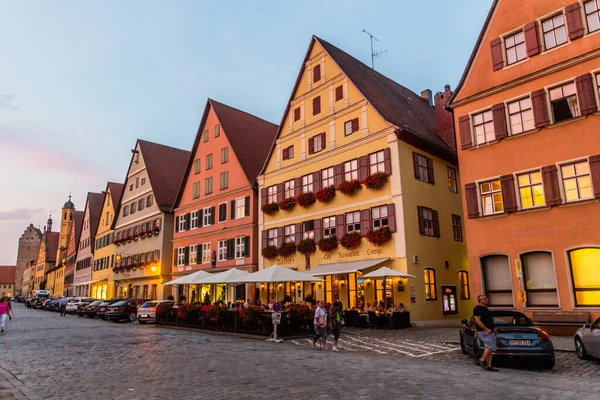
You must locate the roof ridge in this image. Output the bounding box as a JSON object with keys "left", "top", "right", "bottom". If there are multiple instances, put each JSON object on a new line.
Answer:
{"left": 209, "top": 99, "right": 277, "bottom": 126}
{"left": 138, "top": 139, "right": 190, "bottom": 154}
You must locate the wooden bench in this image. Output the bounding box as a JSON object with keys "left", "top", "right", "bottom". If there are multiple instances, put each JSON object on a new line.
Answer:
{"left": 532, "top": 311, "right": 590, "bottom": 326}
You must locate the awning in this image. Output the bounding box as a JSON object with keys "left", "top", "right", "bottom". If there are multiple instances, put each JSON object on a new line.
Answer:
{"left": 233, "top": 265, "right": 323, "bottom": 283}
{"left": 194, "top": 268, "right": 250, "bottom": 284}
{"left": 163, "top": 270, "right": 212, "bottom": 285}
{"left": 362, "top": 266, "right": 416, "bottom": 278}
{"left": 308, "top": 258, "right": 389, "bottom": 276}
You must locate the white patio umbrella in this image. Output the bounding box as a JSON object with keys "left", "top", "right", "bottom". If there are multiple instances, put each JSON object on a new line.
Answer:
{"left": 361, "top": 267, "right": 416, "bottom": 279}
{"left": 163, "top": 270, "right": 212, "bottom": 285}
{"left": 194, "top": 268, "right": 250, "bottom": 284}
{"left": 232, "top": 265, "right": 323, "bottom": 283}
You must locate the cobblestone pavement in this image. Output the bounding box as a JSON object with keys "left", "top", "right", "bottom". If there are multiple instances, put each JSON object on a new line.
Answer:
{"left": 1, "top": 304, "right": 600, "bottom": 400}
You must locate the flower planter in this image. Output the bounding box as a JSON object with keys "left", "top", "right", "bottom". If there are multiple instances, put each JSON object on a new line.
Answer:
{"left": 364, "top": 172, "right": 390, "bottom": 190}
{"left": 297, "top": 238, "right": 317, "bottom": 255}
{"left": 278, "top": 197, "right": 296, "bottom": 212}
{"left": 278, "top": 242, "right": 296, "bottom": 258}
{"left": 262, "top": 245, "right": 278, "bottom": 260}
{"left": 338, "top": 180, "right": 362, "bottom": 196}
{"left": 296, "top": 192, "right": 316, "bottom": 208}
{"left": 340, "top": 232, "right": 362, "bottom": 249}
{"left": 261, "top": 202, "right": 279, "bottom": 215}
{"left": 315, "top": 186, "right": 336, "bottom": 203}
{"left": 317, "top": 236, "right": 338, "bottom": 252}
{"left": 365, "top": 226, "right": 392, "bottom": 246}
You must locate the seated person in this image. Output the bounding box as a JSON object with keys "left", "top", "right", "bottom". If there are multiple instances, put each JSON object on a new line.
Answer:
{"left": 364, "top": 302, "right": 371, "bottom": 313}
{"left": 397, "top": 303, "right": 405, "bottom": 312}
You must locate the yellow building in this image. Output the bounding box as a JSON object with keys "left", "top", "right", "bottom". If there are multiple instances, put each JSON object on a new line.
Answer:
{"left": 91, "top": 182, "right": 124, "bottom": 300}
{"left": 258, "top": 36, "right": 469, "bottom": 325}
{"left": 46, "top": 196, "right": 76, "bottom": 297}
{"left": 33, "top": 216, "right": 59, "bottom": 291}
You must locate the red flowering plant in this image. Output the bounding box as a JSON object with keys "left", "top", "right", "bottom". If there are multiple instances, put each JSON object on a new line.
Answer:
{"left": 241, "top": 305, "right": 262, "bottom": 323}
{"left": 317, "top": 236, "right": 338, "bottom": 252}
{"left": 278, "top": 241, "right": 297, "bottom": 258}
{"left": 337, "top": 180, "right": 362, "bottom": 196}
{"left": 296, "top": 192, "right": 316, "bottom": 208}
{"left": 278, "top": 197, "right": 296, "bottom": 212}
{"left": 365, "top": 226, "right": 393, "bottom": 246}
{"left": 297, "top": 238, "right": 316, "bottom": 256}
{"left": 156, "top": 302, "right": 173, "bottom": 321}
{"left": 340, "top": 231, "right": 362, "bottom": 249}
{"left": 289, "top": 303, "right": 312, "bottom": 320}
{"left": 262, "top": 245, "right": 278, "bottom": 260}
{"left": 261, "top": 202, "right": 279, "bottom": 215}
{"left": 315, "top": 186, "right": 336, "bottom": 203}
{"left": 364, "top": 172, "right": 390, "bottom": 190}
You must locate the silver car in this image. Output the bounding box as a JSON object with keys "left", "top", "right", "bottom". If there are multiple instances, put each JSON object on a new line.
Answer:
{"left": 574, "top": 316, "right": 600, "bottom": 360}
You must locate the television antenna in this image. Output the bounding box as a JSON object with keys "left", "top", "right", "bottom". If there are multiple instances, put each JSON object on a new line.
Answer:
{"left": 362, "top": 29, "right": 386, "bottom": 70}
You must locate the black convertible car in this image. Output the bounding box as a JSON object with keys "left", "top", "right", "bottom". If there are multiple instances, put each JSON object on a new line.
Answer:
{"left": 460, "top": 310, "right": 555, "bottom": 369}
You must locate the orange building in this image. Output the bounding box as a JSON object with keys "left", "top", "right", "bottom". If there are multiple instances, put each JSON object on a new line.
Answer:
{"left": 172, "top": 99, "right": 278, "bottom": 303}
{"left": 450, "top": 0, "right": 600, "bottom": 321}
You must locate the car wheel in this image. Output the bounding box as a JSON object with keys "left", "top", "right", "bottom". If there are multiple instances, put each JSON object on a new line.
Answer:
{"left": 459, "top": 333, "right": 467, "bottom": 354}
{"left": 129, "top": 313, "right": 137, "bottom": 322}
{"left": 575, "top": 337, "right": 589, "bottom": 360}
{"left": 138, "top": 320, "right": 146, "bottom": 325}
{"left": 539, "top": 357, "right": 555, "bottom": 369}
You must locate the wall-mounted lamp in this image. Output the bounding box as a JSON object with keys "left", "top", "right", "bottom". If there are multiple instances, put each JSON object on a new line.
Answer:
{"left": 259, "top": 283, "right": 265, "bottom": 289}
{"left": 317, "top": 282, "right": 322, "bottom": 287}
{"left": 151, "top": 266, "right": 156, "bottom": 272}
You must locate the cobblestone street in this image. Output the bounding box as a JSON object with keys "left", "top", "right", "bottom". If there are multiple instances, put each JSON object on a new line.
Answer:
{"left": 1, "top": 304, "right": 600, "bottom": 400}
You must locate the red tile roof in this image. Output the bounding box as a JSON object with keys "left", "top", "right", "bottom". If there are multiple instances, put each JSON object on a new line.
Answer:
{"left": 107, "top": 182, "right": 125, "bottom": 210}
{"left": 45, "top": 232, "right": 60, "bottom": 263}
{"left": 86, "top": 192, "right": 104, "bottom": 252}
{"left": 0, "top": 266, "right": 16, "bottom": 284}
{"left": 67, "top": 211, "right": 84, "bottom": 260}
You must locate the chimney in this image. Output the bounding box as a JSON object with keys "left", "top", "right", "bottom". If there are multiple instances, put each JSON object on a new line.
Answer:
{"left": 434, "top": 84, "right": 456, "bottom": 151}
{"left": 420, "top": 89, "right": 433, "bottom": 107}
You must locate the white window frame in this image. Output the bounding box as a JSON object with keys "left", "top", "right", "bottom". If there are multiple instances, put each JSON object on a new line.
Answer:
{"left": 202, "top": 243, "right": 211, "bottom": 264}
{"left": 190, "top": 211, "right": 199, "bottom": 229}
{"left": 504, "top": 30, "right": 526, "bottom": 65}
{"left": 480, "top": 179, "right": 504, "bottom": 216}
{"left": 585, "top": 0, "right": 600, "bottom": 33}
{"left": 323, "top": 216, "right": 336, "bottom": 238}
{"left": 267, "top": 228, "right": 278, "bottom": 247}
{"left": 267, "top": 185, "right": 277, "bottom": 204}
{"left": 344, "top": 159, "right": 358, "bottom": 181}
{"left": 346, "top": 211, "right": 361, "bottom": 233}
{"left": 507, "top": 97, "right": 534, "bottom": 135}
{"left": 189, "top": 245, "right": 198, "bottom": 264}
{"left": 284, "top": 180, "right": 295, "bottom": 199}
{"left": 369, "top": 150, "right": 385, "bottom": 174}
{"left": 372, "top": 206, "right": 389, "bottom": 229}
{"left": 284, "top": 225, "right": 295, "bottom": 243}
{"left": 314, "top": 134, "right": 323, "bottom": 153}
{"left": 177, "top": 248, "right": 185, "bottom": 266}
{"left": 322, "top": 167, "right": 334, "bottom": 188}
{"left": 218, "top": 240, "right": 227, "bottom": 261}
{"left": 178, "top": 215, "right": 186, "bottom": 232}
{"left": 472, "top": 110, "right": 495, "bottom": 145}
{"left": 302, "top": 221, "right": 314, "bottom": 240}
{"left": 560, "top": 161, "right": 593, "bottom": 203}
{"left": 203, "top": 207, "right": 212, "bottom": 226}
{"left": 302, "top": 174, "right": 313, "bottom": 193}
{"left": 542, "top": 14, "right": 568, "bottom": 50}
{"left": 235, "top": 197, "right": 245, "bottom": 219}
{"left": 235, "top": 236, "right": 245, "bottom": 259}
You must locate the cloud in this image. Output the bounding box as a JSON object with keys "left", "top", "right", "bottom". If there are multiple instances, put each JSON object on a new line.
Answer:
{"left": 0, "top": 207, "right": 44, "bottom": 221}
{"left": 0, "top": 94, "right": 20, "bottom": 110}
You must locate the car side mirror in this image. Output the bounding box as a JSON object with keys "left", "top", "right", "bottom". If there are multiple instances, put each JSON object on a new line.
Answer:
{"left": 584, "top": 323, "right": 591, "bottom": 329}
{"left": 461, "top": 319, "right": 468, "bottom": 325}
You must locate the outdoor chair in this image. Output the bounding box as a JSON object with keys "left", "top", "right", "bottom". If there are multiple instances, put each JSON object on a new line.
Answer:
{"left": 367, "top": 311, "right": 378, "bottom": 329}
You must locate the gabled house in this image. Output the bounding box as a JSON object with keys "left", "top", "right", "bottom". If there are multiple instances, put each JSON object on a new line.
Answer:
{"left": 63, "top": 211, "right": 84, "bottom": 296}
{"left": 33, "top": 215, "right": 59, "bottom": 291}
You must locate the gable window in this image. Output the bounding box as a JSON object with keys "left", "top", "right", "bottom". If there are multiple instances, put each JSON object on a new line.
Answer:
{"left": 284, "top": 179, "right": 295, "bottom": 199}
{"left": 335, "top": 85, "right": 343, "bottom": 101}
{"left": 205, "top": 177, "right": 213, "bottom": 195}
{"left": 302, "top": 220, "right": 314, "bottom": 239}
{"left": 123, "top": 207, "right": 129, "bottom": 217}
{"left": 177, "top": 248, "right": 185, "bottom": 266}
{"left": 235, "top": 197, "right": 245, "bottom": 219}
{"left": 344, "top": 159, "right": 358, "bottom": 181}
{"left": 346, "top": 211, "right": 361, "bottom": 233}
{"left": 206, "top": 154, "right": 213, "bottom": 170}
{"left": 313, "top": 64, "right": 321, "bottom": 82}
{"left": 312, "top": 96, "right": 321, "bottom": 115}
{"left": 203, "top": 130, "right": 209, "bottom": 142}
{"left": 424, "top": 268, "right": 437, "bottom": 301}
{"left": 372, "top": 206, "right": 389, "bottom": 229}
{"left": 194, "top": 159, "right": 201, "bottom": 174}
{"left": 294, "top": 107, "right": 301, "bottom": 121}
{"left": 569, "top": 248, "right": 600, "bottom": 306}
{"left": 189, "top": 245, "right": 198, "bottom": 264}
{"left": 267, "top": 228, "right": 279, "bottom": 247}
{"left": 178, "top": 214, "right": 186, "bottom": 232}
{"left": 138, "top": 199, "right": 145, "bottom": 211}
{"left": 214, "top": 124, "right": 220, "bottom": 138}
{"left": 586, "top": 1, "right": 600, "bottom": 33}
{"left": 190, "top": 211, "right": 199, "bottom": 229}
{"left": 302, "top": 174, "right": 313, "bottom": 193}
{"left": 282, "top": 146, "right": 294, "bottom": 160}
{"left": 235, "top": 237, "right": 246, "bottom": 258}
{"left": 129, "top": 184, "right": 133, "bottom": 191}
{"left": 369, "top": 150, "right": 385, "bottom": 174}
{"left": 521, "top": 252, "right": 558, "bottom": 307}
{"left": 203, "top": 207, "right": 213, "bottom": 226}
{"left": 323, "top": 216, "right": 336, "bottom": 238}
{"left": 220, "top": 171, "right": 229, "bottom": 190}
{"left": 218, "top": 240, "right": 227, "bottom": 261}
{"left": 221, "top": 147, "right": 229, "bottom": 164}
{"left": 549, "top": 82, "right": 580, "bottom": 123}
{"left": 413, "top": 153, "right": 433, "bottom": 183}
{"left": 452, "top": 214, "right": 463, "bottom": 242}
{"left": 136, "top": 177, "right": 139, "bottom": 188}
{"left": 472, "top": 110, "right": 495, "bottom": 145}
{"left": 146, "top": 195, "right": 153, "bottom": 207}
{"left": 480, "top": 179, "right": 503, "bottom": 215}
{"left": 518, "top": 171, "right": 545, "bottom": 208}
{"left": 561, "top": 161, "right": 592, "bottom": 202}
{"left": 542, "top": 14, "right": 567, "bottom": 50}
{"left": 202, "top": 243, "right": 211, "bottom": 264}
{"left": 448, "top": 167, "right": 458, "bottom": 193}
{"left": 418, "top": 206, "right": 436, "bottom": 237}
{"left": 219, "top": 202, "right": 227, "bottom": 222}
{"left": 267, "top": 185, "right": 277, "bottom": 203}
{"left": 344, "top": 118, "right": 359, "bottom": 136}
{"left": 322, "top": 167, "right": 334, "bottom": 188}
{"left": 508, "top": 97, "right": 534, "bottom": 134}
{"left": 141, "top": 178, "right": 146, "bottom": 186}
{"left": 130, "top": 203, "right": 136, "bottom": 214}
{"left": 458, "top": 271, "right": 470, "bottom": 300}
{"left": 481, "top": 255, "right": 513, "bottom": 307}
{"left": 284, "top": 225, "right": 295, "bottom": 243}
{"left": 504, "top": 31, "right": 526, "bottom": 65}
{"left": 192, "top": 182, "right": 200, "bottom": 199}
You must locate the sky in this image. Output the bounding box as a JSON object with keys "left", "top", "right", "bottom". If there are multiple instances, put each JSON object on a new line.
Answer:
{"left": 0, "top": 0, "right": 492, "bottom": 264}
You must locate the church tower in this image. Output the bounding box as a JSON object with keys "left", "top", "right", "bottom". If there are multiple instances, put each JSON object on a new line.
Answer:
{"left": 56, "top": 195, "right": 75, "bottom": 266}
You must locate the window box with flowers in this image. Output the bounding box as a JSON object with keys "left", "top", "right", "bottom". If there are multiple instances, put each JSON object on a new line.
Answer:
{"left": 278, "top": 197, "right": 297, "bottom": 212}
{"left": 296, "top": 192, "right": 316, "bottom": 208}
{"left": 364, "top": 172, "right": 390, "bottom": 190}
{"left": 262, "top": 245, "right": 279, "bottom": 260}
{"left": 315, "top": 186, "right": 336, "bottom": 203}
{"left": 338, "top": 180, "right": 362, "bottom": 196}
{"left": 278, "top": 242, "right": 297, "bottom": 258}
{"left": 340, "top": 231, "right": 362, "bottom": 249}
{"left": 261, "top": 202, "right": 279, "bottom": 215}
{"left": 297, "top": 238, "right": 317, "bottom": 255}
{"left": 366, "top": 226, "right": 392, "bottom": 246}
{"left": 317, "top": 236, "right": 338, "bottom": 252}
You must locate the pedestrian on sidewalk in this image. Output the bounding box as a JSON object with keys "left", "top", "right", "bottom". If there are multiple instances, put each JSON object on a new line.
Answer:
{"left": 59, "top": 297, "right": 68, "bottom": 317}
{"left": 312, "top": 300, "right": 327, "bottom": 350}
{"left": 473, "top": 294, "right": 498, "bottom": 371}
{"left": 0, "top": 296, "right": 12, "bottom": 333}
{"left": 329, "top": 301, "right": 343, "bottom": 352}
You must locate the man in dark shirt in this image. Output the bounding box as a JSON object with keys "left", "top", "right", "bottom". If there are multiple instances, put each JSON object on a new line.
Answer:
{"left": 473, "top": 294, "right": 497, "bottom": 371}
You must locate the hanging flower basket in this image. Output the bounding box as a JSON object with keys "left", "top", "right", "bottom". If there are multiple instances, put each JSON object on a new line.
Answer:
{"left": 297, "top": 238, "right": 317, "bottom": 255}
{"left": 315, "top": 186, "right": 336, "bottom": 203}
{"left": 365, "top": 226, "right": 392, "bottom": 246}
{"left": 364, "top": 172, "right": 390, "bottom": 190}
{"left": 262, "top": 245, "right": 279, "bottom": 260}
{"left": 278, "top": 197, "right": 297, "bottom": 212}
{"left": 278, "top": 242, "right": 297, "bottom": 258}
{"left": 296, "top": 192, "right": 316, "bottom": 208}
{"left": 338, "top": 180, "right": 362, "bottom": 196}
{"left": 261, "top": 202, "right": 279, "bottom": 215}
{"left": 340, "top": 232, "right": 362, "bottom": 249}
{"left": 317, "top": 236, "right": 338, "bottom": 252}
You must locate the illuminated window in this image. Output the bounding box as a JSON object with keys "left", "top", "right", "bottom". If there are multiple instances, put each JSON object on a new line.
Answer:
{"left": 424, "top": 268, "right": 437, "bottom": 301}
{"left": 321, "top": 167, "right": 334, "bottom": 188}
{"left": 344, "top": 159, "right": 358, "bottom": 181}
{"left": 448, "top": 167, "right": 458, "bottom": 193}
{"left": 480, "top": 179, "right": 503, "bottom": 215}
{"left": 189, "top": 245, "right": 197, "bottom": 264}
{"left": 542, "top": 14, "right": 567, "bottom": 50}
{"left": 202, "top": 243, "right": 211, "bottom": 264}
{"left": 569, "top": 248, "right": 600, "bottom": 306}
{"left": 481, "top": 255, "right": 513, "bottom": 307}
{"left": 458, "top": 271, "right": 470, "bottom": 300}
{"left": 472, "top": 110, "right": 495, "bottom": 145}
{"left": 518, "top": 171, "right": 545, "bottom": 208}
{"left": 561, "top": 161, "right": 592, "bottom": 202}
{"left": 508, "top": 97, "right": 535, "bottom": 134}
{"left": 586, "top": 0, "right": 600, "bottom": 33}
{"left": 177, "top": 248, "right": 185, "bottom": 266}
{"left": 504, "top": 31, "right": 526, "bottom": 65}
{"left": 521, "top": 252, "right": 557, "bottom": 307}
{"left": 452, "top": 214, "right": 463, "bottom": 242}
{"left": 218, "top": 240, "right": 227, "bottom": 261}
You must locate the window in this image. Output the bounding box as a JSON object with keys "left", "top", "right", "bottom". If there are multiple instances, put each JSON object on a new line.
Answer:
{"left": 302, "top": 220, "right": 314, "bottom": 239}
{"left": 178, "top": 215, "right": 186, "bottom": 232}
{"left": 177, "top": 248, "right": 185, "bottom": 266}
{"left": 205, "top": 177, "right": 213, "bottom": 194}
{"left": 418, "top": 207, "right": 435, "bottom": 237}
{"left": 312, "top": 96, "right": 321, "bottom": 115}
{"left": 284, "top": 225, "right": 295, "bottom": 243}
{"left": 458, "top": 271, "right": 470, "bottom": 300}
{"left": 206, "top": 154, "right": 213, "bottom": 170}
{"left": 130, "top": 203, "right": 136, "bottom": 214}
{"left": 313, "top": 64, "right": 321, "bottom": 82}
{"left": 323, "top": 216, "right": 336, "bottom": 238}
{"left": 561, "top": 161, "right": 592, "bottom": 202}
{"left": 586, "top": 0, "right": 600, "bottom": 33}
{"left": 105, "top": 212, "right": 109, "bottom": 226}
{"left": 129, "top": 184, "right": 133, "bottom": 191}
{"left": 219, "top": 203, "right": 227, "bottom": 222}
{"left": 321, "top": 167, "right": 334, "bottom": 188}
{"left": 518, "top": 171, "right": 545, "bottom": 208}
{"left": 267, "top": 228, "right": 279, "bottom": 247}
{"left": 136, "top": 177, "right": 139, "bottom": 188}
{"left": 218, "top": 240, "right": 227, "bottom": 261}
{"left": 302, "top": 174, "right": 313, "bottom": 193}
{"left": 202, "top": 243, "right": 211, "bottom": 264}
{"left": 267, "top": 185, "right": 277, "bottom": 203}
{"left": 569, "top": 248, "right": 600, "bottom": 306}
{"left": 192, "top": 182, "right": 200, "bottom": 199}
{"left": 481, "top": 255, "right": 513, "bottom": 307}
{"left": 413, "top": 153, "right": 433, "bottom": 183}
{"left": 508, "top": 97, "right": 534, "bottom": 134}
{"left": 372, "top": 206, "right": 389, "bottom": 229}
{"left": 203, "top": 130, "right": 209, "bottom": 142}
{"left": 282, "top": 146, "right": 294, "bottom": 160}
{"left": 190, "top": 211, "right": 199, "bottom": 229}
{"left": 504, "top": 31, "right": 526, "bottom": 65}
{"left": 448, "top": 167, "right": 458, "bottom": 193}
{"left": 549, "top": 82, "right": 580, "bottom": 123}
{"left": 369, "top": 150, "right": 385, "bottom": 174}
{"left": 344, "top": 118, "right": 359, "bottom": 136}
{"left": 293, "top": 107, "right": 301, "bottom": 121}
{"left": 480, "top": 179, "right": 503, "bottom": 215}
{"left": 235, "top": 197, "right": 245, "bottom": 219}
{"left": 142, "top": 178, "right": 146, "bottom": 186}
{"left": 220, "top": 147, "right": 229, "bottom": 164}
{"left": 424, "top": 268, "right": 437, "bottom": 301}
{"left": 235, "top": 237, "right": 246, "bottom": 258}
{"left": 452, "top": 214, "right": 463, "bottom": 241}
{"left": 597, "top": 73, "right": 600, "bottom": 98}
{"left": 214, "top": 124, "right": 220, "bottom": 137}
{"left": 146, "top": 195, "right": 153, "bottom": 207}
{"left": 311, "top": 133, "right": 324, "bottom": 153}
{"left": 521, "top": 252, "right": 558, "bottom": 307}
{"left": 542, "top": 14, "right": 567, "bottom": 50}
{"left": 220, "top": 171, "right": 228, "bottom": 190}
{"left": 189, "top": 245, "right": 198, "bottom": 264}
{"left": 194, "top": 159, "right": 201, "bottom": 174}
{"left": 284, "top": 179, "right": 295, "bottom": 199}
{"left": 472, "top": 110, "right": 495, "bottom": 145}
{"left": 346, "top": 211, "right": 361, "bottom": 233}
{"left": 344, "top": 159, "right": 358, "bottom": 181}
{"left": 138, "top": 199, "right": 145, "bottom": 211}
{"left": 203, "top": 207, "right": 212, "bottom": 226}
{"left": 335, "top": 85, "right": 343, "bottom": 101}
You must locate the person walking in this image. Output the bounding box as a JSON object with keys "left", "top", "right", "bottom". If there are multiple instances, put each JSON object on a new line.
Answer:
{"left": 473, "top": 294, "right": 498, "bottom": 371}
{"left": 311, "top": 300, "right": 327, "bottom": 350}
{"left": 59, "top": 297, "right": 68, "bottom": 317}
{"left": 0, "top": 296, "right": 12, "bottom": 333}
{"left": 329, "top": 301, "right": 343, "bottom": 352}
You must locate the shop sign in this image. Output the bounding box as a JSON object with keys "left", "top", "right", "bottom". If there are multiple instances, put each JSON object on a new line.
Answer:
{"left": 276, "top": 257, "right": 295, "bottom": 265}
{"left": 272, "top": 312, "right": 281, "bottom": 324}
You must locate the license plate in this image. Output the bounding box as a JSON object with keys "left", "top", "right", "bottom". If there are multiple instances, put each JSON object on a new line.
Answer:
{"left": 509, "top": 340, "right": 532, "bottom": 346}
{"left": 141, "top": 314, "right": 148, "bottom": 318}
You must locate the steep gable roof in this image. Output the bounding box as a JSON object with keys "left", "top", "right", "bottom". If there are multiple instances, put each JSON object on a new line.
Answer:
{"left": 45, "top": 232, "right": 60, "bottom": 263}
{"left": 87, "top": 192, "right": 104, "bottom": 247}
{"left": 68, "top": 211, "right": 84, "bottom": 258}
{"left": 0, "top": 266, "right": 16, "bottom": 284}
{"left": 107, "top": 182, "right": 125, "bottom": 210}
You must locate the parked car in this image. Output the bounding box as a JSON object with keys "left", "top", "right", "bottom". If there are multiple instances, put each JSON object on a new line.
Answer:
{"left": 77, "top": 300, "right": 103, "bottom": 318}
{"left": 574, "top": 316, "right": 600, "bottom": 360}
{"left": 65, "top": 298, "right": 95, "bottom": 314}
{"left": 97, "top": 299, "right": 120, "bottom": 320}
{"left": 32, "top": 297, "right": 46, "bottom": 309}
{"left": 137, "top": 300, "right": 173, "bottom": 324}
{"left": 42, "top": 298, "right": 58, "bottom": 311}
{"left": 105, "top": 300, "right": 138, "bottom": 322}
{"left": 460, "top": 310, "right": 555, "bottom": 369}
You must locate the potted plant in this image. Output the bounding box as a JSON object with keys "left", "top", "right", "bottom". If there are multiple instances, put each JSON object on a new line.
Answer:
{"left": 297, "top": 238, "right": 317, "bottom": 255}
{"left": 338, "top": 180, "right": 362, "bottom": 196}
{"left": 278, "top": 197, "right": 296, "bottom": 212}
{"left": 364, "top": 172, "right": 390, "bottom": 190}
{"left": 340, "top": 231, "right": 362, "bottom": 249}
{"left": 365, "top": 226, "right": 393, "bottom": 246}
{"left": 296, "top": 192, "right": 316, "bottom": 208}
{"left": 318, "top": 236, "right": 338, "bottom": 252}
{"left": 278, "top": 242, "right": 297, "bottom": 258}
{"left": 261, "top": 202, "right": 279, "bottom": 215}
{"left": 262, "top": 245, "right": 279, "bottom": 260}
{"left": 315, "top": 186, "right": 336, "bottom": 203}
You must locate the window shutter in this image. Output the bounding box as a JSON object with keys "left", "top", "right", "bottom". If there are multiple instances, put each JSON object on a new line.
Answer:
{"left": 575, "top": 73, "right": 598, "bottom": 116}
{"left": 458, "top": 115, "right": 473, "bottom": 150}
{"left": 387, "top": 204, "right": 397, "bottom": 233}
{"left": 492, "top": 103, "right": 508, "bottom": 139}
{"left": 426, "top": 157, "right": 435, "bottom": 185}
{"left": 541, "top": 165, "right": 561, "bottom": 206}
{"left": 313, "top": 219, "right": 322, "bottom": 242}
{"left": 244, "top": 236, "right": 250, "bottom": 257}
{"left": 228, "top": 239, "right": 235, "bottom": 260}
{"left": 294, "top": 178, "right": 302, "bottom": 197}
{"left": 312, "top": 97, "right": 320, "bottom": 115}
{"left": 230, "top": 200, "right": 236, "bottom": 220}
{"left": 383, "top": 148, "right": 392, "bottom": 175}
{"left": 358, "top": 156, "right": 369, "bottom": 181}
{"left": 195, "top": 247, "right": 200, "bottom": 264}
{"left": 173, "top": 249, "right": 178, "bottom": 266}
{"left": 500, "top": 175, "right": 517, "bottom": 213}
{"left": 282, "top": 148, "right": 288, "bottom": 160}
{"left": 313, "top": 64, "right": 321, "bottom": 82}
{"left": 294, "top": 107, "right": 300, "bottom": 121}
{"left": 175, "top": 216, "right": 180, "bottom": 233}
{"left": 312, "top": 171, "right": 322, "bottom": 192}
{"left": 566, "top": 2, "right": 585, "bottom": 40}
{"left": 321, "top": 133, "right": 327, "bottom": 150}
{"left": 244, "top": 196, "right": 250, "bottom": 216}
{"left": 412, "top": 152, "right": 420, "bottom": 179}
{"left": 199, "top": 209, "right": 204, "bottom": 227}
{"left": 308, "top": 137, "right": 315, "bottom": 154}
{"left": 351, "top": 118, "right": 359, "bottom": 132}
{"left": 465, "top": 183, "right": 479, "bottom": 219}
{"left": 335, "top": 215, "right": 344, "bottom": 237}
{"left": 184, "top": 247, "right": 189, "bottom": 265}
{"left": 531, "top": 89, "right": 550, "bottom": 128}
{"left": 490, "top": 38, "right": 504, "bottom": 71}
{"left": 417, "top": 206, "right": 425, "bottom": 235}
{"left": 276, "top": 183, "right": 283, "bottom": 203}
{"left": 185, "top": 214, "right": 191, "bottom": 230}
{"left": 262, "top": 231, "right": 268, "bottom": 249}
{"left": 277, "top": 227, "right": 283, "bottom": 243}
{"left": 524, "top": 21, "right": 541, "bottom": 57}
{"left": 334, "top": 164, "right": 343, "bottom": 187}
{"left": 260, "top": 188, "right": 267, "bottom": 207}
{"left": 335, "top": 85, "right": 343, "bottom": 101}
{"left": 588, "top": 155, "right": 600, "bottom": 198}
{"left": 210, "top": 206, "right": 215, "bottom": 225}
{"left": 294, "top": 223, "right": 302, "bottom": 245}
{"left": 432, "top": 209, "right": 440, "bottom": 238}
